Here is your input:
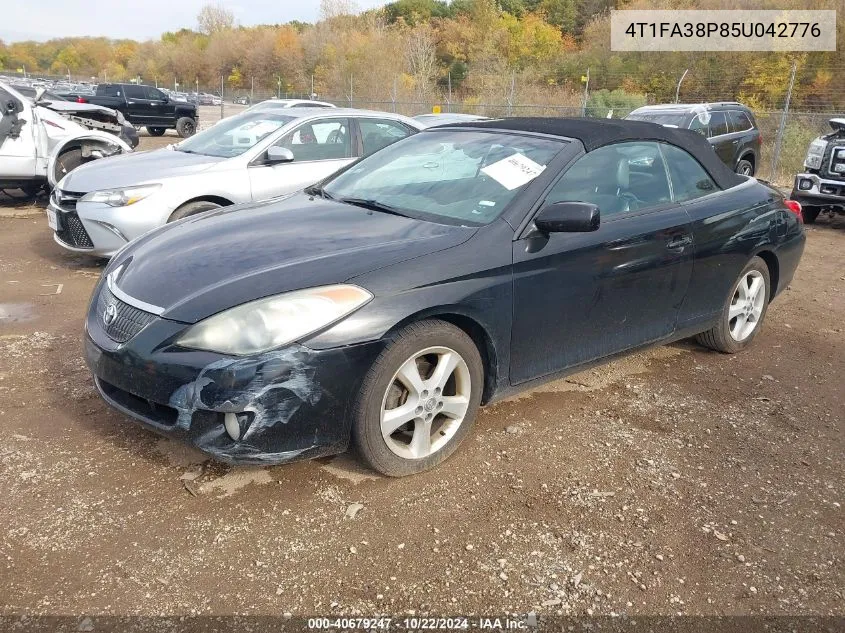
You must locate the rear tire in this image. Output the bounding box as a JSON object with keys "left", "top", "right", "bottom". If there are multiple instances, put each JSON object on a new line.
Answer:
{"left": 176, "top": 117, "right": 196, "bottom": 138}
{"left": 146, "top": 127, "right": 167, "bottom": 136}
{"left": 352, "top": 320, "right": 484, "bottom": 477}
{"left": 735, "top": 158, "right": 754, "bottom": 177}
{"left": 801, "top": 206, "right": 821, "bottom": 224}
{"left": 696, "top": 256, "right": 770, "bottom": 354}
{"left": 167, "top": 200, "right": 222, "bottom": 222}
{"left": 52, "top": 149, "right": 84, "bottom": 185}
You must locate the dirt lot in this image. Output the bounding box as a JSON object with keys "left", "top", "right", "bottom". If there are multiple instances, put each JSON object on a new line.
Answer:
{"left": 0, "top": 160, "right": 842, "bottom": 620}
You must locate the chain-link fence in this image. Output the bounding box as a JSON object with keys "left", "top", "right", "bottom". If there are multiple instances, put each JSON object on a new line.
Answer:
{"left": 4, "top": 64, "right": 842, "bottom": 186}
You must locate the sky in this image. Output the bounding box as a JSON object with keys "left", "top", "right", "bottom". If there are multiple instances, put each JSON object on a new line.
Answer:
{"left": 2, "top": 0, "right": 389, "bottom": 42}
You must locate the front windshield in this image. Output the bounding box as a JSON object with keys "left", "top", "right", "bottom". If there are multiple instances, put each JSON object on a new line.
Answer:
{"left": 627, "top": 111, "right": 689, "bottom": 127}
{"left": 175, "top": 111, "right": 296, "bottom": 158}
{"left": 322, "top": 130, "right": 565, "bottom": 226}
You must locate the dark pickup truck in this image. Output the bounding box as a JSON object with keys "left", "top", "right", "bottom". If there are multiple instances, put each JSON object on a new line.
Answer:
{"left": 78, "top": 83, "right": 198, "bottom": 137}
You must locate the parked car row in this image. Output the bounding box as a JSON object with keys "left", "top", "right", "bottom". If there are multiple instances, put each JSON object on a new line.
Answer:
{"left": 37, "top": 98, "right": 807, "bottom": 476}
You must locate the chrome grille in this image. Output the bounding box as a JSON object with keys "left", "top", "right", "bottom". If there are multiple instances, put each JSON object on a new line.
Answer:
{"left": 96, "top": 286, "right": 156, "bottom": 343}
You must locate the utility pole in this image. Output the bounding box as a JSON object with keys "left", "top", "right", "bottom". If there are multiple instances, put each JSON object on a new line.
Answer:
{"left": 581, "top": 68, "right": 590, "bottom": 117}
{"left": 447, "top": 71, "right": 452, "bottom": 112}
{"left": 311, "top": 74, "right": 315, "bottom": 99}
{"left": 348, "top": 74, "right": 353, "bottom": 108}
{"left": 507, "top": 72, "right": 515, "bottom": 117}
{"left": 251, "top": 76, "right": 254, "bottom": 102}
{"left": 675, "top": 69, "right": 689, "bottom": 103}
{"left": 220, "top": 75, "right": 225, "bottom": 120}
{"left": 771, "top": 60, "right": 798, "bottom": 181}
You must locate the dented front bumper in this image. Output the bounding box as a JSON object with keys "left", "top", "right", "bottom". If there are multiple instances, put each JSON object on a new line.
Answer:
{"left": 84, "top": 307, "right": 384, "bottom": 465}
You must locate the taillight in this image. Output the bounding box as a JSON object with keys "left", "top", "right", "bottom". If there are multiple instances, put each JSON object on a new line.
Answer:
{"left": 785, "top": 199, "right": 802, "bottom": 222}
{"left": 76, "top": 97, "right": 87, "bottom": 103}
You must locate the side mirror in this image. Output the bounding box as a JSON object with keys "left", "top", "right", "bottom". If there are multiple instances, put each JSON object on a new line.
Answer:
{"left": 265, "top": 146, "right": 294, "bottom": 164}
{"left": 34, "top": 87, "right": 46, "bottom": 104}
{"left": 534, "top": 201, "right": 600, "bottom": 233}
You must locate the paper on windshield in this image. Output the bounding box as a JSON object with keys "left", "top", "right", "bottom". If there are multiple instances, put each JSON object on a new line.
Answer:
{"left": 481, "top": 153, "right": 546, "bottom": 190}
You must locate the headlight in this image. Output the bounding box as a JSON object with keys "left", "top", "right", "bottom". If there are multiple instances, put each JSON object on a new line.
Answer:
{"left": 81, "top": 184, "right": 161, "bottom": 207}
{"left": 804, "top": 139, "right": 827, "bottom": 170}
{"left": 176, "top": 284, "right": 373, "bottom": 355}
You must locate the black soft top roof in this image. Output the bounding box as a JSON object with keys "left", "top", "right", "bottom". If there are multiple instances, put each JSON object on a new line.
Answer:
{"left": 448, "top": 117, "right": 745, "bottom": 190}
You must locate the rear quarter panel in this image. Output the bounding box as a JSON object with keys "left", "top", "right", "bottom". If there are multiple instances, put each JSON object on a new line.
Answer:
{"left": 677, "top": 178, "right": 803, "bottom": 330}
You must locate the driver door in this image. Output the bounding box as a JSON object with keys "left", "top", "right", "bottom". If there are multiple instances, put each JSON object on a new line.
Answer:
{"left": 509, "top": 142, "right": 694, "bottom": 384}
{"left": 248, "top": 117, "right": 354, "bottom": 201}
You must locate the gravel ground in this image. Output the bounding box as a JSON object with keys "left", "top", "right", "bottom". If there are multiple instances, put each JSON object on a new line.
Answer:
{"left": 0, "top": 167, "right": 842, "bottom": 621}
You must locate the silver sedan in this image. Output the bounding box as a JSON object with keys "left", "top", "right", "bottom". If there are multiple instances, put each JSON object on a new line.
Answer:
{"left": 48, "top": 108, "right": 422, "bottom": 257}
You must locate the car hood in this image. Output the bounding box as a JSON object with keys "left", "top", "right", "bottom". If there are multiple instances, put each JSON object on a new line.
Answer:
{"left": 110, "top": 194, "right": 476, "bottom": 323}
{"left": 60, "top": 149, "right": 222, "bottom": 193}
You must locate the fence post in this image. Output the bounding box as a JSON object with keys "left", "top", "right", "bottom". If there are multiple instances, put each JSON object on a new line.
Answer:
{"left": 447, "top": 72, "right": 452, "bottom": 113}
{"left": 770, "top": 60, "right": 797, "bottom": 183}
{"left": 220, "top": 75, "right": 224, "bottom": 121}
{"left": 581, "top": 68, "right": 590, "bottom": 117}
{"left": 392, "top": 76, "right": 397, "bottom": 113}
{"left": 348, "top": 74, "right": 353, "bottom": 108}
{"left": 507, "top": 72, "right": 515, "bottom": 117}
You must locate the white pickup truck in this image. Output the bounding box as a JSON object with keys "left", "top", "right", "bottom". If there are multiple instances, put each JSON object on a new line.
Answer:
{"left": 0, "top": 81, "right": 137, "bottom": 195}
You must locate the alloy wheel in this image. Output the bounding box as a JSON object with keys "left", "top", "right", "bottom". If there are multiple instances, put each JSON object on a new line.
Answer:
{"left": 380, "top": 346, "right": 471, "bottom": 460}
{"left": 728, "top": 270, "right": 765, "bottom": 341}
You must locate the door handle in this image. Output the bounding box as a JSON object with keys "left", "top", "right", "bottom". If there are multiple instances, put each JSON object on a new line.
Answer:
{"left": 667, "top": 235, "right": 693, "bottom": 250}
{"left": 732, "top": 140, "right": 739, "bottom": 144}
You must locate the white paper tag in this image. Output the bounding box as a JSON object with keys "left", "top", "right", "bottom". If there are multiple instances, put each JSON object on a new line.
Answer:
{"left": 481, "top": 153, "right": 546, "bottom": 190}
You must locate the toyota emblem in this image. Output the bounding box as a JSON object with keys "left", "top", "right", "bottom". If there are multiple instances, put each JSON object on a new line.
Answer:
{"left": 103, "top": 302, "right": 117, "bottom": 325}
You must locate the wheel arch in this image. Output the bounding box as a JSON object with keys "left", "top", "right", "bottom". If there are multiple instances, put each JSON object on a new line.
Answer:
{"left": 754, "top": 249, "right": 780, "bottom": 300}
{"left": 738, "top": 150, "right": 756, "bottom": 171}
{"left": 383, "top": 307, "right": 500, "bottom": 405}
{"left": 47, "top": 132, "right": 133, "bottom": 187}
{"left": 176, "top": 194, "right": 235, "bottom": 209}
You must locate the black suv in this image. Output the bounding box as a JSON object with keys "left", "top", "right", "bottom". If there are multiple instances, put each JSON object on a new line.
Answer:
{"left": 626, "top": 103, "right": 761, "bottom": 176}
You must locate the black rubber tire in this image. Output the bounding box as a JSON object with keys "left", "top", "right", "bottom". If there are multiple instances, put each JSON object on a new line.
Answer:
{"left": 52, "top": 149, "right": 84, "bottom": 184}
{"left": 352, "top": 319, "right": 484, "bottom": 477}
{"left": 735, "top": 158, "right": 754, "bottom": 177}
{"left": 146, "top": 126, "right": 167, "bottom": 136}
{"left": 176, "top": 117, "right": 196, "bottom": 138}
{"left": 801, "top": 206, "right": 821, "bottom": 224}
{"left": 167, "top": 200, "right": 222, "bottom": 222}
{"left": 696, "top": 256, "right": 771, "bottom": 354}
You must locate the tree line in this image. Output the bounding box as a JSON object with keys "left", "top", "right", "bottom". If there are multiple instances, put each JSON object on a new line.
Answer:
{"left": 1, "top": 0, "right": 842, "bottom": 112}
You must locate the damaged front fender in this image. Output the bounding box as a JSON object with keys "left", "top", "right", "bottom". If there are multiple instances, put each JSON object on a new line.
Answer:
{"left": 48, "top": 131, "right": 133, "bottom": 187}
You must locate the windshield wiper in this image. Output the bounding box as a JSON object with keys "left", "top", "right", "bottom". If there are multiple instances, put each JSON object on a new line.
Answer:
{"left": 338, "top": 197, "right": 410, "bottom": 218}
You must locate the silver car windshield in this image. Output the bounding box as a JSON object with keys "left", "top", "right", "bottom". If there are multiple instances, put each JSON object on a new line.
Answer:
{"left": 176, "top": 112, "right": 296, "bottom": 158}
{"left": 323, "top": 130, "right": 565, "bottom": 226}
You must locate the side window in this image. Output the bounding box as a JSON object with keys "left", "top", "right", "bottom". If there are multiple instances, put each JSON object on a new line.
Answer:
{"left": 124, "top": 85, "right": 146, "bottom": 99}
{"left": 727, "top": 110, "right": 752, "bottom": 133}
{"left": 688, "top": 115, "right": 708, "bottom": 136}
{"left": 277, "top": 118, "right": 350, "bottom": 161}
{"left": 359, "top": 119, "right": 413, "bottom": 156}
{"left": 661, "top": 143, "right": 719, "bottom": 202}
{"left": 708, "top": 112, "right": 728, "bottom": 137}
{"left": 99, "top": 85, "right": 121, "bottom": 97}
{"left": 546, "top": 142, "right": 671, "bottom": 218}
{"left": 146, "top": 87, "right": 166, "bottom": 101}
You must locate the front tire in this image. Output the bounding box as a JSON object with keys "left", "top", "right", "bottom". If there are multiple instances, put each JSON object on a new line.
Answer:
{"left": 696, "top": 256, "right": 770, "bottom": 353}
{"left": 146, "top": 126, "right": 167, "bottom": 136}
{"left": 52, "top": 149, "right": 84, "bottom": 184}
{"left": 352, "top": 320, "right": 484, "bottom": 477}
{"left": 176, "top": 117, "right": 196, "bottom": 138}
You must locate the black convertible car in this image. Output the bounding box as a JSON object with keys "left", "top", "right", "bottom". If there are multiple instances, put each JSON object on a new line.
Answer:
{"left": 84, "top": 118, "right": 805, "bottom": 476}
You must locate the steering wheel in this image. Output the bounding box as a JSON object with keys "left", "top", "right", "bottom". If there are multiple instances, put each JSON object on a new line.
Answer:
{"left": 618, "top": 191, "right": 641, "bottom": 212}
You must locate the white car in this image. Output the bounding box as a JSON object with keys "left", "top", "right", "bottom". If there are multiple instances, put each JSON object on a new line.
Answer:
{"left": 0, "top": 81, "right": 135, "bottom": 193}
{"left": 49, "top": 108, "right": 423, "bottom": 257}
{"left": 245, "top": 99, "right": 336, "bottom": 113}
